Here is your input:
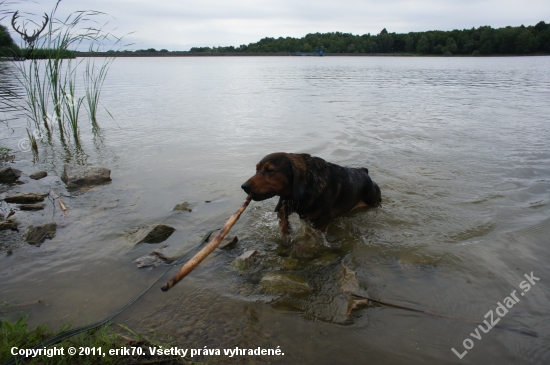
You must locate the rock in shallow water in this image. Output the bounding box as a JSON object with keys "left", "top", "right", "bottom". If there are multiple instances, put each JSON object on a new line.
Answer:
{"left": 260, "top": 272, "right": 312, "bottom": 294}
{"left": 61, "top": 164, "right": 111, "bottom": 188}
{"left": 135, "top": 249, "right": 171, "bottom": 268}
{"left": 131, "top": 224, "right": 175, "bottom": 244}
{"left": 232, "top": 250, "right": 257, "bottom": 270}
{"left": 309, "top": 253, "right": 341, "bottom": 267}
{"left": 4, "top": 192, "right": 48, "bottom": 204}
{"left": 173, "top": 202, "right": 193, "bottom": 212}
{"left": 0, "top": 220, "right": 18, "bottom": 231}
{"left": 340, "top": 259, "right": 360, "bottom": 293}
{"left": 208, "top": 230, "right": 238, "bottom": 249}
{"left": 0, "top": 167, "right": 21, "bottom": 183}
{"left": 278, "top": 257, "right": 300, "bottom": 270}
{"left": 289, "top": 224, "right": 330, "bottom": 259}
{"left": 29, "top": 171, "right": 48, "bottom": 180}
{"left": 19, "top": 203, "right": 46, "bottom": 211}
{"left": 24, "top": 222, "right": 57, "bottom": 244}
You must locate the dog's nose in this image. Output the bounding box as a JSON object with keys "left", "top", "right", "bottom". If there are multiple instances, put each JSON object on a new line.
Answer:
{"left": 241, "top": 182, "right": 251, "bottom": 194}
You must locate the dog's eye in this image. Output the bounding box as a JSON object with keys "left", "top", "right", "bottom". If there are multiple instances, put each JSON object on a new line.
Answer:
{"left": 265, "top": 168, "right": 274, "bottom": 174}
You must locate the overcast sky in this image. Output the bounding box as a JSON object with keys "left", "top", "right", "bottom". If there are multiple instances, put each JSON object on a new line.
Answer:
{"left": 4, "top": 0, "right": 550, "bottom": 51}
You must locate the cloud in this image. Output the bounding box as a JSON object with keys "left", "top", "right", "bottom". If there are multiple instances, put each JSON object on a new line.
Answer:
{"left": 4, "top": 0, "right": 549, "bottom": 50}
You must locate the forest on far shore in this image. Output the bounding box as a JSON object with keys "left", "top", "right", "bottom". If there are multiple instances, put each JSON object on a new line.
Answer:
{"left": 186, "top": 21, "right": 550, "bottom": 55}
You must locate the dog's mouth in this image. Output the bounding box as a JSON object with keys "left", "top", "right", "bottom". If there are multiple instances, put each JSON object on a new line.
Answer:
{"left": 250, "top": 191, "right": 276, "bottom": 201}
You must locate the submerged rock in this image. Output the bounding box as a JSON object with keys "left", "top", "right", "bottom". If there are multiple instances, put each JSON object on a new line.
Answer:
{"left": 260, "top": 272, "right": 312, "bottom": 294}
{"left": 340, "top": 259, "right": 360, "bottom": 293}
{"left": 4, "top": 192, "right": 48, "bottom": 204}
{"left": 132, "top": 224, "right": 175, "bottom": 244}
{"left": 347, "top": 297, "right": 370, "bottom": 316}
{"left": 29, "top": 171, "right": 48, "bottom": 180}
{"left": 289, "top": 225, "right": 329, "bottom": 259}
{"left": 265, "top": 256, "right": 301, "bottom": 271}
{"left": 278, "top": 257, "right": 300, "bottom": 270}
{"left": 0, "top": 167, "right": 22, "bottom": 183}
{"left": 309, "top": 253, "right": 341, "bottom": 267}
{"left": 0, "top": 220, "right": 18, "bottom": 231}
{"left": 61, "top": 164, "right": 111, "bottom": 188}
{"left": 173, "top": 202, "right": 193, "bottom": 212}
{"left": 19, "top": 203, "right": 46, "bottom": 211}
{"left": 398, "top": 253, "right": 439, "bottom": 267}
{"left": 135, "top": 248, "right": 171, "bottom": 268}
{"left": 24, "top": 222, "right": 57, "bottom": 244}
{"left": 232, "top": 250, "right": 258, "bottom": 270}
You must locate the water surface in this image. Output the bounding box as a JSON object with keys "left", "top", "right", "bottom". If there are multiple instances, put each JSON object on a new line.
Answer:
{"left": 1, "top": 56, "right": 549, "bottom": 364}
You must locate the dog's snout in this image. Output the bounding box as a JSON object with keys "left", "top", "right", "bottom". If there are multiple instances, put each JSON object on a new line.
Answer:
{"left": 241, "top": 182, "right": 251, "bottom": 194}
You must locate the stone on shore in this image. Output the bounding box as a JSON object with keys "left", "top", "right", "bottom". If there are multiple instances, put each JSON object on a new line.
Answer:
{"left": 132, "top": 224, "right": 175, "bottom": 244}
{"left": 19, "top": 203, "right": 46, "bottom": 211}
{"left": 0, "top": 167, "right": 22, "bottom": 183}
{"left": 260, "top": 272, "right": 312, "bottom": 294}
{"left": 29, "top": 171, "right": 48, "bottom": 180}
{"left": 61, "top": 164, "right": 111, "bottom": 188}
{"left": 4, "top": 192, "right": 48, "bottom": 204}
{"left": 24, "top": 222, "right": 57, "bottom": 244}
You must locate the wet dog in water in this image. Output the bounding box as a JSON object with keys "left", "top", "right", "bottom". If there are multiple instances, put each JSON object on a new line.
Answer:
{"left": 241, "top": 153, "right": 381, "bottom": 234}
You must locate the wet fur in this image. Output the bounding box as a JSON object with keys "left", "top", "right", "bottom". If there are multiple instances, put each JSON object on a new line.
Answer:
{"left": 241, "top": 153, "right": 381, "bottom": 233}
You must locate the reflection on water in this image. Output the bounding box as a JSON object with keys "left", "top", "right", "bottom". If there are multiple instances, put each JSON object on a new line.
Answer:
{"left": 1, "top": 56, "right": 550, "bottom": 364}
{"left": 0, "top": 61, "right": 23, "bottom": 124}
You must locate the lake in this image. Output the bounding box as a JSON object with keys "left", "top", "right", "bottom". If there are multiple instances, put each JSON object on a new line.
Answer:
{"left": 1, "top": 55, "right": 549, "bottom": 364}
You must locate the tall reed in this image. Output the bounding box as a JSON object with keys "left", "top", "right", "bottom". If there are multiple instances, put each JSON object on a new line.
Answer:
{"left": 11, "top": 0, "right": 125, "bottom": 156}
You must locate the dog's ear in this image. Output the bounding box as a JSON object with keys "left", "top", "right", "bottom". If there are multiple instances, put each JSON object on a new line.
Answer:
{"left": 287, "top": 154, "right": 307, "bottom": 201}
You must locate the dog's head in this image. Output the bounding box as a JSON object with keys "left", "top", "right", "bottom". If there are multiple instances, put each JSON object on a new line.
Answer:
{"left": 241, "top": 152, "right": 323, "bottom": 202}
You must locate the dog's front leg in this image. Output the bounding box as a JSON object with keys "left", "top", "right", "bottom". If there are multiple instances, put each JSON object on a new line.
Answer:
{"left": 277, "top": 200, "right": 291, "bottom": 236}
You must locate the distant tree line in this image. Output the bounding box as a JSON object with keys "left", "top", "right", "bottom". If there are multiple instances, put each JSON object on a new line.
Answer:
{"left": 0, "top": 23, "right": 20, "bottom": 56}
{"left": 188, "top": 22, "right": 550, "bottom": 55}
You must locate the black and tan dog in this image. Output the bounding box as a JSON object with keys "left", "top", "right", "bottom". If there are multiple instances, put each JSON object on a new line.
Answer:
{"left": 241, "top": 152, "right": 381, "bottom": 234}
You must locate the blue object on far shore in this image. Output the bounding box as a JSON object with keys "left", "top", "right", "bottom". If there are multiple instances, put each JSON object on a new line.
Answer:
{"left": 294, "top": 48, "right": 324, "bottom": 56}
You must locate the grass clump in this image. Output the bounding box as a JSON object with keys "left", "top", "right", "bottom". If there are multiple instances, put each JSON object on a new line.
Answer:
{"left": 0, "top": 317, "right": 123, "bottom": 364}
{"left": 0, "top": 146, "right": 12, "bottom": 161}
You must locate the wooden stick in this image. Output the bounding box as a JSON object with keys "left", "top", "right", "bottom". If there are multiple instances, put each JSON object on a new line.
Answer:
{"left": 50, "top": 189, "right": 67, "bottom": 212}
{"left": 161, "top": 195, "right": 252, "bottom": 292}
{"left": 351, "top": 293, "right": 538, "bottom": 338}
